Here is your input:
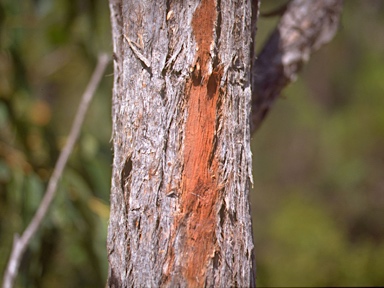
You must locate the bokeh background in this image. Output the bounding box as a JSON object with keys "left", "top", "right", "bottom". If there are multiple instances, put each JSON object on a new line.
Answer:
{"left": 1, "top": 0, "right": 384, "bottom": 287}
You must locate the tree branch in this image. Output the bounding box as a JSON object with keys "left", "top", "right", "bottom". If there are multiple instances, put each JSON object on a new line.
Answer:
{"left": 251, "top": 0, "right": 343, "bottom": 133}
{"left": 2, "top": 53, "right": 110, "bottom": 288}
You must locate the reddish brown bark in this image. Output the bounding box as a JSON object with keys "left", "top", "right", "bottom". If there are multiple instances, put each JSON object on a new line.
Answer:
{"left": 164, "top": 1, "right": 224, "bottom": 285}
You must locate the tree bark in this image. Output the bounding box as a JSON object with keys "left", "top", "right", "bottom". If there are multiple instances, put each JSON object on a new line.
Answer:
{"left": 107, "top": 0, "right": 257, "bottom": 286}
{"left": 251, "top": 0, "right": 344, "bottom": 132}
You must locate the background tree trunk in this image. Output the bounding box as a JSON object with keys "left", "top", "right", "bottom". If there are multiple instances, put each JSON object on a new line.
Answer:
{"left": 107, "top": 0, "right": 257, "bottom": 286}
{"left": 251, "top": 0, "right": 343, "bottom": 132}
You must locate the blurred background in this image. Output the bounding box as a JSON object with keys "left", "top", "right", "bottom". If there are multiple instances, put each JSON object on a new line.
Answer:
{"left": 0, "top": 0, "right": 383, "bottom": 287}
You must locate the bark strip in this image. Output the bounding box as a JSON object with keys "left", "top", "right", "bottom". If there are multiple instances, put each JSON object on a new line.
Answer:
{"left": 179, "top": 71, "right": 223, "bottom": 286}
{"left": 174, "top": 0, "right": 223, "bottom": 285}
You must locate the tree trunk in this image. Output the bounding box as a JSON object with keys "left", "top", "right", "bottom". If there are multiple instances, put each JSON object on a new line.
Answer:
{"left": 107, "top": 0, "right": 257, "bottom": 286}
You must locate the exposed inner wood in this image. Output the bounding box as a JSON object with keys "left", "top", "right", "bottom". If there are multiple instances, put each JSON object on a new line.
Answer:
{"left": 181, "top": 68, "right": 222, "bottom": 285}
{"left": 171, "top": 0, "right": 224, "bottom": 286}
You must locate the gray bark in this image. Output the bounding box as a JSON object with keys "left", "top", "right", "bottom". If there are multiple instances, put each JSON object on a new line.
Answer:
{"left": 107, "top": 0, "right": 257, "bottom": 287}
{"left": 251, "top": 0, "right": 344, "bottom": 132}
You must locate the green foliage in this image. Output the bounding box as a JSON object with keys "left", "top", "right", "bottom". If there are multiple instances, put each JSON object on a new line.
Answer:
{"left": 0, "top": 0, "right": 111, "bottom": 286}
{"left": 255, "top": 194, "right": 384, "bottom": 287}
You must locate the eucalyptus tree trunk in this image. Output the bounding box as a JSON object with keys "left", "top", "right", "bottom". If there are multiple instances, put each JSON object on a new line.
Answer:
{"left": 107, "top": 0, "right": 258, "bottom": 287}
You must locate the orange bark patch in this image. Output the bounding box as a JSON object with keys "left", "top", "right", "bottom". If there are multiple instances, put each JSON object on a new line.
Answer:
{"left": 181, "top": 71, "right": 222, "bottom": 286}
{"left": 180, "top": 0, "right": 221, "bottom": 285}
{"left": 162, "top": 1, "right": 222, "bottom": 286}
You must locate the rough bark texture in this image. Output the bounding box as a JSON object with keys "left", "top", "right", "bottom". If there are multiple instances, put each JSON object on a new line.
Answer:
{"left": 251, "top": 0, "right": 344, "bottom": 132}
{"left": 107, "top": 0, "right": 257, "bottom": 286}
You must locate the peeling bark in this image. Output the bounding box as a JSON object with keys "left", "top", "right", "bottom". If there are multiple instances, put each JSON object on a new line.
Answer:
{"left": 251, "top": 0, "right": 343, "bottom": 132}
{"left": 107, "top": 0, "right": 257, "bottom": 286}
